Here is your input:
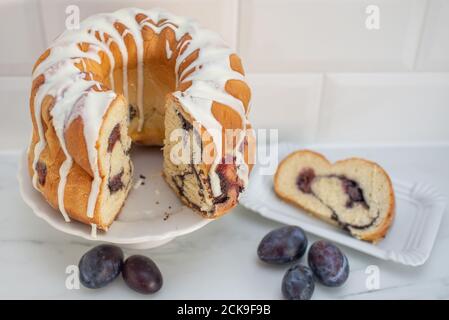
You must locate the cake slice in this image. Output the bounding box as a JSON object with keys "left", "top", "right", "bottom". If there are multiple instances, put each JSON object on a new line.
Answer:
{"left": 274, "top": 150, "right": 395, "bottom": 243}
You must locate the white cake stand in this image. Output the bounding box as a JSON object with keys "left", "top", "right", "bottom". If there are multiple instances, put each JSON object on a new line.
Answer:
{"left": 18, "top": 146, "right": 211, "bottom": 249}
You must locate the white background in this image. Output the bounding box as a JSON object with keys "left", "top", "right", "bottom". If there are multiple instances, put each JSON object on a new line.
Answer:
{"left": 1, "top": 0, "right": 449, "bottom": 147}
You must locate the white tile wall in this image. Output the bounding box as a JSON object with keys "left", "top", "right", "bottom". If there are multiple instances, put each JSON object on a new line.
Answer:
{"left": 0, "top": 0, "right": 45, "bottom": 76}
{"left": 0, "top": 0, "right": 448, "bottom": 146}
{"left": 0, "top": 77, "right": 31, "bottom": 150}
{"left": 416, "top": 0, "right": 449, "bottom": 71}
{"left": 38, "top": 0, "right": 238, "bottom": 48}
{"left": 247, "top": 74, "right": 323, "bottom": 142}
{"left": 2, "top": 0, "right": 449, "bottom": 74}
{"left": 316, "top": 73, "right": 449, "bottom": 143}
{"left": 8, "top": 72, "right": 448, "bottom": 150}
{"left": 239, "top": 0, "right": 427, "bottom": 72}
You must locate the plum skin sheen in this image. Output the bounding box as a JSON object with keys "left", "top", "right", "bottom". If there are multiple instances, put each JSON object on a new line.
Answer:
{"left": 308, "top": 240, "right": 350, "bottom": 287}
{"left": 78, "top": 244, "right": 124, "bottom": 289}
{"left": 282, "top": 264, "right": 315, "bottom": 300}
{"left": 122, "top": 255, "right": 163, "bottom": 294}
{"left": 257, "top": 226, "right": 308, "bottom": 264}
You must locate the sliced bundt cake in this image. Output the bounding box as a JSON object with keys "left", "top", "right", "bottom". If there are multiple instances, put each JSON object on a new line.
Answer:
{"left": 28, "top": 8, "right": 254, "bottom": 230}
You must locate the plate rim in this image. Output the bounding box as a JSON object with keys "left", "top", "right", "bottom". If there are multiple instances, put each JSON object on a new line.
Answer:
{"left": 240, "top": 142, "right": 448, "bottom": 266}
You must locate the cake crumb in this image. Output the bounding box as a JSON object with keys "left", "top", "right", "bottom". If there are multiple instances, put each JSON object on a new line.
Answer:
{"left": 139, "top": 174, "right": 146, "bottom": 180}
{"left": 156, "top": 201, "right": 160, "bottom": 205}
{"left": 163, "top": 212, "right": 171, "bottom": 221}
{"left": 133, "top": 177, "right": 145, "bottom": 189}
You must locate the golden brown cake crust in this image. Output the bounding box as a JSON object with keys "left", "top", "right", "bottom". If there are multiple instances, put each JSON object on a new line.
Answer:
{"left": 274, "top": 150, "right": 395, "bottom": 243}
{"left": 27, "top": 93, "right": 126, "bottom": 229}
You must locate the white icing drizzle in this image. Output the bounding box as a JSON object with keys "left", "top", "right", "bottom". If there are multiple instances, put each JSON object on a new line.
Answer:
{"left": 32, "top": 60, "right": 79, "bottom": 190}
{"left": 90, "top": 223, "right": 97, "bottom": 238}
{"left": 84, "top": 16, "right": 129, "bottom": 99}
{"left": 32, "top": 57, "right": 116, "bottom": 221}
{"left": 165, "top": 40, "right": 173, "bottom": 60}
{"left": 235, "top": 131, "right": 250, "bottom": 198}
{"left": 73, "top": 90, "right": 116, "bottom": 218}
{"left": 31, "top": 8, "right": 250, "bottom": 222}
{"left": 126, "top": 9, "right": 145, "bottom": 131}
{"left": 51, "top": 74, "right": 94, "bottom": 222}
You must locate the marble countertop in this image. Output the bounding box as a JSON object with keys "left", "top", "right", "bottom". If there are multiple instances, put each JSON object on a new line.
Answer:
{"left": 1, "top": 144, "right": 449, "bottom": 299}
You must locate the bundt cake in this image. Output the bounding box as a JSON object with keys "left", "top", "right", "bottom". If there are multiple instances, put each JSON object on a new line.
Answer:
{"left": 27, "top": 8, "right": 254, "bottom": 230}
{"left": 274, "top": 150, "right": 395, "bottom": 243}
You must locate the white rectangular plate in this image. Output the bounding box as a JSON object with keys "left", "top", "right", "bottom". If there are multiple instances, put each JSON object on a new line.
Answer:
{"left": 240, "top": 143, "right": 447, "bottom": 266}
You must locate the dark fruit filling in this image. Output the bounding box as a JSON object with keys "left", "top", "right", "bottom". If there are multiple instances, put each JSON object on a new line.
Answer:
{"left": 177, "top": 111, "right": 193, "bottom": 131}
{"left": 214, "top": 156, "right": 244, "bottom": 205}
{"left": 296, "top": 168, "right": 368, "bottom": 209}
{"left": 36, "top": 161, "right": 47, "bottom": 186}
{"left": 296, "top": 168, "right": 316, "bottom": 193}
{"left": 171, "top": 170, "right": 205, "bottom": 214}
{"left": 129, "top": 104, "right": 137, "bottom": 121}
{"left": 341, "top": 177, "right": 369, "bottom": 209}
{"left": 296, "top": 169, "right": 374, "bottom": 231}
{"left": 108, "top": 170, "right": 124, "bottom": 194}
{"left": 212, "top": 193, "right": 229, "bottom": 205}
{"left": 107, "top": 124, "right": 121, "bottom": 153}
